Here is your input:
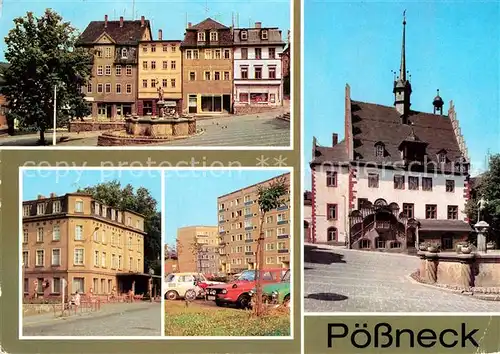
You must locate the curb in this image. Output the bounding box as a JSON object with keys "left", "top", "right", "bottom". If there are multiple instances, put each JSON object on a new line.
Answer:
{"left": 305, "top": 243, "right": 418, "bottom": 258}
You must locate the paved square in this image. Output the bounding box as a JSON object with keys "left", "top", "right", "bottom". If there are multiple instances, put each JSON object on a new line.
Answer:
{"left": 304, "top": 246, "right": 500, "bottom": 313}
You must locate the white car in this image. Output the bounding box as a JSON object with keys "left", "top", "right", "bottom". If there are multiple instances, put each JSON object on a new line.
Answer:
{"left": 163, "top": 272, "right": 224, "bottom": 300}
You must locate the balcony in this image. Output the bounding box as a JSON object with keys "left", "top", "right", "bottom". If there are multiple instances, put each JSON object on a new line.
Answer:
{"left": 278, "top": 249, "right": 289, "bottom": 254}
{"left": 219, "top": 219, "right": 225, "bottom": 224}
{"left": 277, "top": 205, "right": 288, "bottom": 211}
{"left": 277, "top": 220, "right": 288, "bottom": 225}
{"left": 277, "top": 234, "right": 289, "bottom": 239}
{"left": 245, "top": 252, "right": 254, "bottom": 256}
{"left": 245, "top": 226, "right": 253, "bottom": 231}
{"left": 244, "top": 214, "right": 253, "bottom": 218}
{"left": 244, "top": 201, "right": 252, "bottom": 206}
{"left": 245, "top": 239, "right": 253, "bottom": 243}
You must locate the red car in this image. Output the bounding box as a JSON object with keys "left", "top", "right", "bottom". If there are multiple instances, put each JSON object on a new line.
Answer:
{"left": 205, "top": 268, "right": 287, "bottom": 309}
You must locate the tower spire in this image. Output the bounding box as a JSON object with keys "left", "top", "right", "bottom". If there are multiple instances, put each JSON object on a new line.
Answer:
{"left": 400, "top": 10, "right": 407, "bottom": 82}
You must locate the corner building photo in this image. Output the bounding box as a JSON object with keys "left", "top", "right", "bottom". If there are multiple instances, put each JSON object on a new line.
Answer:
{"left": 308, "top": 16, "right": 472, "bottom": 253}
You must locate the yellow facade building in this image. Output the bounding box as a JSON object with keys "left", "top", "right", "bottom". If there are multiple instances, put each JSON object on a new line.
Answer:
{"left": 176, "top": 226, "right": 219, "bottom": 274}
{"left": 137, "top": 29, "right": 182, "bottom": 116}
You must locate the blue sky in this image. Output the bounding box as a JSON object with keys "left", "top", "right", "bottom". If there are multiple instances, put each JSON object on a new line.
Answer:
{"left": 164, "top": 169, "right": 289, "bottom": 246}
{"left": 304, "top": 1, "right": 500, "bottom": 190}
{"left": 22, "top": 169, "right": 162, "bottom": 211}
{"left": 0, "top": 0, "right": 290, "bottom": 61}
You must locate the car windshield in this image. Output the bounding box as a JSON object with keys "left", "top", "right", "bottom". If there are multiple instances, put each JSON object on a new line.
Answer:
{"left": 165, "top": 274, "right": 175, "bottom": 282}
{"left": 237, "top": 270, "right": 255, "bottom": 281}
{"left": 282, "top": 270, "right": 290, "bottom": 282}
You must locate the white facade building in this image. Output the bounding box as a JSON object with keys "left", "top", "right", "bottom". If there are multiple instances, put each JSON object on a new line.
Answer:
{"left": 233, "top": 23, "right": 285, "bottom": 112}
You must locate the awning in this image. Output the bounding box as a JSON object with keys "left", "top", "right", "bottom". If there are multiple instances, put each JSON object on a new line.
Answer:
{"left": 417, "top": 219, "right": 473, "bottom": 232}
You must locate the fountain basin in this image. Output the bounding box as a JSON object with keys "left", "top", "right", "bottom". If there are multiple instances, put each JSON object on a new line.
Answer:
{"left": 97, "top": 117, "right": 198, "bottom": 146}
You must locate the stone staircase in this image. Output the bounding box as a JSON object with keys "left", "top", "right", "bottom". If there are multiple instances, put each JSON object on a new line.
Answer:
{"left": 277, "top": 112, "right": 290, "bottom": 122}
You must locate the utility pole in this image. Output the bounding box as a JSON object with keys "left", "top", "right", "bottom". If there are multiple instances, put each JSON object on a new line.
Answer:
{"left": 52, "top": 85, "right": 57, "bottom": 146}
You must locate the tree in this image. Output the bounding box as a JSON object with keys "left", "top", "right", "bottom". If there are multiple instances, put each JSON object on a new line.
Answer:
{"left": 77, "top": 181, "right": 162, "bottom": 274}
{"left": 190, "top": 236, "right": 204, "bottom": 273}
{"left": 465, "top": 154, "right": 500, "bottom": 245}
{"left": 2, "top": 9, "right": 92, "bottom": 143}
{"left": 254, "top": 176, "right": 289, "bottom": 316}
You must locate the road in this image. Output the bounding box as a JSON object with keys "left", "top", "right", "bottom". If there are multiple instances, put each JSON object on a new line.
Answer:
{"left": 0, "top": 111, "right": 290, "bottom": 147}
{"left": 304, "top": 245, "right": 500, "bottom": 313}
{"left": 23, "top": 302, "right": 161, "bottom": 336}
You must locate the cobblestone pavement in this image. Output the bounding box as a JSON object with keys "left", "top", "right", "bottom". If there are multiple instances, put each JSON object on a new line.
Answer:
{"left": 304, "top": 246, "right": 500, "bottom": 313}
{"left": 23, "top": 302, "right": 161, "bottom": 336}
{"left": 0, "top": 111, "right": 290, "bottom": 147}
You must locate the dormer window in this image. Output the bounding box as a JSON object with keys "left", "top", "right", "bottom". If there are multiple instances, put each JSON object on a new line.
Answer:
{"left": 261, "top": 30, "right": 268, "bottom": 40}
{"left": 241, "top": 31, "right": 248, "bottom": 40}
{"left": 121, "top": 48, "right": 128, "bottom": 59}
{"left": 374, "top": 142, "right": 385, "bottom": 157}
{"left": 198, "top": 32, "right": 206, "bottom": 42}
{"left": 438, "top": 153, "right": 446, "bottom": 163}
{"left": 210, "top": 31, "right": 218, "bottom": 41}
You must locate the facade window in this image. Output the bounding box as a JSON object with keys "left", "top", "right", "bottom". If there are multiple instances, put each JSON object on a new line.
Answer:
{"left": 327, "top": 227, "right": 337, "bottom": 242}
{"left": 255, "top": 48, "right": 262, "bottom": 59}
{"left": 171, "top": 79, "right": 176, "bottom": 88}
{"left": 36, "top": 250, "right": 44, "bottom": 266}
{"left": 327, "top": 204, "right": 337, "bottom": 220}
{"left": 115, "top": 65, "right": 122, "bottom": 76}
{"left": 368, "top": 173, "right": 379, "bottom": 188}
{"left": 75, "top": 225, "right": 83, "bottom": 240}
{"left": 151, "top": 61, "right": 156, "bottom": 70}
{"left": 37, "top": 203, "right": 45, "bottom": 215}
{"left": 22, "top": 250, "right": 29, "bottom": 267}
{"left": 255, "top": 67, "right": 262, "bottom": 79}
{"left": 205, "top": 71, "right": 211, "bottom": 80}
{"left": 224, "top": 49, "right": 231, "bottom": 59}
{"left": 52, "top": 249, "right": 61, "bottom": 266}
{"left": 425, "top": 204, "right": 437, "bottom": 219}
{"left": 126, "top": 65, "right": 132, "bottom": 75}
{"left": 142, "top": 45, "right": 147, "bottom": 52}
{"left": 101, "top": 252, "right": 107, "bottom": 267}
{"left": 214, "top": 50, "right": 221, "bottom": 59}
{"left": 241, "top": 31, "right": 248, "bottom": 40}
{"left": 105, "top": 65, "right": 111, "bottom": 76}
{"left": 241, "top": 48, "right": 248, "bottom": 59}
{"left": 186, "top": 50, "right": 192, "bottom": 59}
{"left": 261, "top": 30, "right": 268, "bottom": 39}
{"left": 116, "top": 84, "right": 121, "bottom": 94}
{"left": 143, "top": 61, "right": 148, "bottom": 70}
{"left": 163, "top": 61, "right": 168, "bottom": 69}
{"left": 408, "top": 176, "right": 419, "bottom": 190}
{"left": 402, "top": 203, "right": 414, "bottom": 218}
{"left": 447, "top": 205, "right": 459, "bottom": 220}
{"left": 87, "top": 83, "right": 92, "bottom": 93}
{"left": 269, "top": 67, "right": 276, "bottom": 79}
{"left": 224, "top": 71, "right": 230, "bottom": 80}
{"left": 171, "top": 44, "right": 176, "bottom": 52}
{"left": 446, "top": 180, "right": 455, "bottom": 193}
{"left": 126, "top": 84, "right": 132, "bottom": 94}
{"left": 375, "top": 143, "right": 384, "bottom": 157}
{"left": 394, "top": 175, "right": 405, "bottom": 189}
{"left": 163, "top": 45, "right": 168, "bottom": 52}
{"left": 97, "top": 84, "right": 103, "bottom": 93}
{"left": 210, "top": 31, "right": 218, "bottom": 41}
{"left": 23, "top": 205, "right": 30, "bottom": 216}
{"left": 189, "top": 72, "right": 196, "bottom": 81}
{"left": 214, "top": 71, "right": 220, "bottom": 80}
{"left": 121, "top": 48, "right": 128, "bottom": 58}
{"left": 97, "top": 66, "right": 103, "bottom": 76}
{"left": 105, "top": 47, "right": 111, "bottom": 58}
{"left": 360, "top": 239, "right": 371, "bottom": 249}
{"left": 162, "top": 79, "right": 167, "bottom": 88}
{"left": 241, "top": 67, "right": 248, "bottom": 79}
{"left": 326, "top": 171, "right": 337, "bottom": 187}
{"left": 52, "top": 225, "right": 60, "bottom": 241}
{"left": 205, "top": 49, "right": 212, "bottom": 59}
{"left": 193, "top": 50, "right": 199, "bottom": 59}
{"left": 23, "top": 230, "right": 28, "bottom": 243}
{"left": 151, "top": 44, "right": 156, "bottom": 52}
{"left": 151, "top": 79, "right": 156, "bottom": 88}
{"left": 439, "top": 153, "right": 447, "bottom": 163}
{"left": 422, "top": 177, "right": 433, "bottom": 191}
{"left": 95, "top": 49, "right": 102, "bottom": 58}
{"left": 239, "top": 93, "right": 249, "bottom": 102}
{"left": 198, "top": 32, "right": 206, "bottom": 41}
{"left": 269, "top": 48, "right": 276, "bottom": 59}
{"left": 142, "top": 79, "right": 148, "bottom": 88}
{"left": 105, "top": 83, "right": 111, "bottom": 93}
{"left": 36, "top": 227, "right": 43, "bottom": 242}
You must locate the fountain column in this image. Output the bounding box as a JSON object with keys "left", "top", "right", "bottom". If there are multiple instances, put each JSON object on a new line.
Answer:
{"left": 474, "top": 221, "right": 490, "bottom": 253}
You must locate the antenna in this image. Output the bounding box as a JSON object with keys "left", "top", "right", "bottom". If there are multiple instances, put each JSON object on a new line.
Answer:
{"left": 132, "top": 0, "right": 135, "bottom": 20}
{"left": 237, "top": 13, "right": 239, "bottom": 27}
{"left": 204, "top": 0, "right": 209, "bottom": 15}
{"left": 185, "top": 13, "right": 188, "bottom": 28}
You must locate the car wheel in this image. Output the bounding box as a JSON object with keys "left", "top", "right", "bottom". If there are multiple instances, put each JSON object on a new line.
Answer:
{"left": 185, "top": 289, "right": 197, "bottom": 302}
{"left": 237, "top": 294, "right": 251, "bottom": 309}
{"left": 215, "top": 299, "right": 224, "bottom": 307}
{"left": 283, "top": 295, "right": 290, "bottom": 307}
{"left": 165, "top": 290, "right": 178, "bottom": 301}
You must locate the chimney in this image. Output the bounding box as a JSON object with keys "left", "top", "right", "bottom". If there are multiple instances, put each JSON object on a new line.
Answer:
{"left": 158, "top": 29, "right": 163, "bottom": 40}
{"left": 188, "top": 22, "right": 192, "bottom": 28}
{"left": 332, "top": 133, "right": 338, "bottom": 147}
{"left": 255, "top": 21, "right": 262, "bottom": 29}
{"left": 120, "top": 16, "right": 124, "bottom": 28}
{"left": 287, "top": 29, "right": 291, "bottom": 44}
{"left": 104, "top": 15, "right": 108, "bottom": 28}
{"left": 37, "top": 195, "right": 45, "bottom": 200}
{"left": 141, "top": 16, "right": 145, "bottom": 27}
{"left": 50, "top": 193, "right": 57, "bottom": 198}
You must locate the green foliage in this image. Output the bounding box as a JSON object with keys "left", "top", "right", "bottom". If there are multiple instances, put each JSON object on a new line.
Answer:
{"left": 465, "top": 154, "right": 500, "bottom": 243}
{"left": 77, "top": 180, "right": 161, "bottom": 272}
{"left": 164, "top": 301, "right": 290, "bottom": 336}
{"left": 2, "top": 9, "right": 92, "bottom": 141}
{"left": 257, "top": 176, "right": 289, "bottom": 213}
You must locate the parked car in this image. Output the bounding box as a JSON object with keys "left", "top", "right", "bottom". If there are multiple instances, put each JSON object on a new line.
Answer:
{"left": 205, "top": 268, "right": 288, "bottom": 309}
{"left": 250, "top": 269, "right": 291, "bottom": 307}
{"left": 163, "top": 272, "right": 224, "bottom": 300}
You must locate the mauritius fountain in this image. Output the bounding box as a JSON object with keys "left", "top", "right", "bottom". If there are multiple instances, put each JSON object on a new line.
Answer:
{"left": 97, "top": 87, "right": 198, "bottom": 146}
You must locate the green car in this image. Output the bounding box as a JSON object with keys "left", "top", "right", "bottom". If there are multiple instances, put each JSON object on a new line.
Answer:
{"left": 249, "top": 269, "right": 290, "bottom": 306}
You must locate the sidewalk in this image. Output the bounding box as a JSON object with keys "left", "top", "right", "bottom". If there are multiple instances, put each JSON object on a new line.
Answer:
{"left": 23, "top": 301, "right": 159, "bottom": 327}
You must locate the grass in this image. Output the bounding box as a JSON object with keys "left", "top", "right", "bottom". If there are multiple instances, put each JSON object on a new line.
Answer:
{"left": 164, "top": 301, "right": 290, "bottom": 337}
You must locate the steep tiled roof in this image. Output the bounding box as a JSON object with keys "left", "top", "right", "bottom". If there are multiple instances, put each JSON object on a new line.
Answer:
{"left": 233, "top": 28, "right": 285, "bottom": 46}
{"left": 312, "top": 100, "right": 465, "bottom": 173}
{"left": 77, "top": 20, "right": 150, "bottom": 45}
{"left": 181, "top": 18, "right": 232, "bottom": 47}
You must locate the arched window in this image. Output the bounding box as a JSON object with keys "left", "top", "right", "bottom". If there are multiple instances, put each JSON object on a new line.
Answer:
{"left": 121, "top": 48, "right": 128, "bottom": 58}
{"left": 327, "top": 227, "right": 337, "bottom": 242}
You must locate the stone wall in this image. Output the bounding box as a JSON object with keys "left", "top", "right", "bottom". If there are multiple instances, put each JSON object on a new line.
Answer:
{"left": 234, "top": 105, "right": 281, "bottom": 115}
{"left": 69, "top": 121, "right": 126, "bottom": 133}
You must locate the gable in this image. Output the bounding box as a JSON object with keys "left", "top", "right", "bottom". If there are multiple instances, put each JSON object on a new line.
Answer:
{"left": 142, "top": 28, "right": 151, "bottom": 41}
{"left": 95, "top": 33, "right": 115, "bottom": 44}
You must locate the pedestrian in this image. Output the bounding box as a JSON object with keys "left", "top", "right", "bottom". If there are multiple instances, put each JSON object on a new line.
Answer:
{"left": 74, "top": 290, "right": 81, "bottom": 313}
